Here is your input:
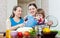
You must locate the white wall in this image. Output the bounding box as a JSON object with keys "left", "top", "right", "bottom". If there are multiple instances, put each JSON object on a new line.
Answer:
{"left": 35, "top": 0, "right": 41, "bottom": 8}
{"left": 48, "top": 0, "right": 60, "bottom": 30}
{"left": 0, "top": 0, "right": 17, "bottom": 32}
{"left": 41, "top": 0, "right": 49, "bottom": 17}
{"left": 7, "top": 0, "right": 17, "bottom": 18}
{"left": 0, "top": 0, "right": 7, "bottom": 32}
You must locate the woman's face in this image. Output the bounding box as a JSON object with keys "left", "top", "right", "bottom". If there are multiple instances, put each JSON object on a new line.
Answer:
{"left": 14, "top": 7, "right": 22, "bottom": 17}
{"left": 28, "top": 5, "right": 37, "bottom": 16}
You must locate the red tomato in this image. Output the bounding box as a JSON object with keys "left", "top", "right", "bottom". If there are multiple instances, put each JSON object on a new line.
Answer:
{"left": 17, "top": 32, "right": 23, "bottom": 37}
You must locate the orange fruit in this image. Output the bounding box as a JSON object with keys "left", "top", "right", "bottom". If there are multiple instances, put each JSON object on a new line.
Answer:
{"left": 24, "top": 31, "right": 30, "bottom": 36}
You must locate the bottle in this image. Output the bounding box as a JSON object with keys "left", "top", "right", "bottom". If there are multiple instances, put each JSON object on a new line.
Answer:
{"left": 6, "top": 29, "right": 11, "bottom": 38}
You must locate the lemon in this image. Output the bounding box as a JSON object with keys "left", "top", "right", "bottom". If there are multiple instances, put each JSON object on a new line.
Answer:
{"left": 42, "top": 27, "right": 50, "bottom": 34}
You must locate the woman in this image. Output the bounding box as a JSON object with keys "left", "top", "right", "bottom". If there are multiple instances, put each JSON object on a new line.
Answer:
{"left": 24, "top": 3, "right": 38, "bottom": 27}
{"left": 6, "top": 6, "right": 24, "bottom": 30}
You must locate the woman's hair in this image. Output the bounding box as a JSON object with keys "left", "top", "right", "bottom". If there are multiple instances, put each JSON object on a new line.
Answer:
{"left": 28, "top": 3, "right": 37, "bottom": 9}
{"left": 10, "top": 6, "right": 21, "bottom": 18}
{"left": 37, "top": 8, "right": 45, "bottom": 18}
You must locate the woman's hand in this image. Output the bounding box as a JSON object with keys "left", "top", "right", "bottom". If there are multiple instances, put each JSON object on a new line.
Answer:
{"left": 9, "top": 24, "right": 25, "bottom": 31}
{"left": 17, "top": 23, "right": 25, "bottom": 28}
{"left": 34, "top": 17, "right": 40, "bottom": 20}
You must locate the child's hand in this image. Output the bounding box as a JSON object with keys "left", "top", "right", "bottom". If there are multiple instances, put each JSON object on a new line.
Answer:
{"left": 47, "top": 21, "right": 53, "bottom": 26}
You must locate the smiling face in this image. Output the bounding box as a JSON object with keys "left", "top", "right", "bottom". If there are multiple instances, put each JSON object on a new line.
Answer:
{"left": 14, "top": 7, "right": 22, "bottom": 18}
{"left": 28, "top": 5, "right": 37, "bottom": 16}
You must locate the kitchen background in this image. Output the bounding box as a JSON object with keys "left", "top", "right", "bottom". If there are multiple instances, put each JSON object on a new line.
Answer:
{"left": 0, "top": 0, "right": 60, "bottom": 32}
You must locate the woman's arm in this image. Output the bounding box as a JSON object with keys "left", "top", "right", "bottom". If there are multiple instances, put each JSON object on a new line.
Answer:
{"left": 6, "top": 18, "right": 11, "bottom": 30}
{"left": 10, "top": 24, "right": 25, "bottom": 30}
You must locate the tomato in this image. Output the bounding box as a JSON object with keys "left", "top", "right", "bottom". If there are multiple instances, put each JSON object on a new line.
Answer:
{"left": 17, "top": 32, "right": 23, "bottom": 37}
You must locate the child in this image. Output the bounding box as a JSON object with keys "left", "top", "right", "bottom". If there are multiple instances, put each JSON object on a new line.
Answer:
{"left": 36, "top": 8, "right": 47, "bottom": 25}
{"left": 36, "top": 8, "right": 53, "bottom": 26}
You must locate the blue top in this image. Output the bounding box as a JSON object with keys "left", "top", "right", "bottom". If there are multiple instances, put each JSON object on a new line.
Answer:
{"left": 10, "top": 17, "right": 24, "bottom": 27}
{"left": 25, "top": 15, "right": 37, "bottom": 27}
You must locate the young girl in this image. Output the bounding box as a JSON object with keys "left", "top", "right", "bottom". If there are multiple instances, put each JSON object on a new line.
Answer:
{"left": 36, "top": 8, "right": 53, "bottom": 26}
{"left": 36, "top": 8, "right": 47, "bottom": 25}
